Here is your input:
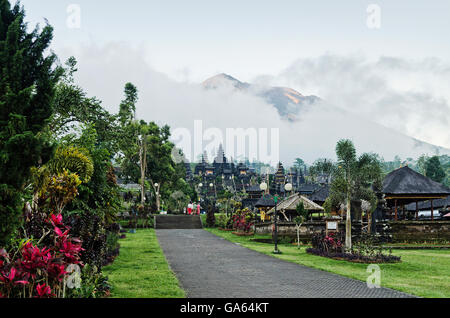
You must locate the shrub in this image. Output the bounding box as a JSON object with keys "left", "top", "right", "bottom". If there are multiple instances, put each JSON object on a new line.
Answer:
{"left": 206, "top": 205, "right": 216, "bottom": 228}
{"left": 232, "top": 208, "right": 254, "bottom": 233}
{"left": 216, "top": 214, "right": 232, "bottom": 229}
{"left": 307, "top": 231, "right": 401, "bottom": 263}
{"left": 0, "top": 214, "right": 84, "bottom": 298}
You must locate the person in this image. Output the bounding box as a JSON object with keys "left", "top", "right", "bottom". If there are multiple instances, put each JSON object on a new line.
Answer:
{"left": 187, "top": 202, "right": 193, "bottom": 215}
{"left": 197, "top": 202, "right": 201, "bottom": 215}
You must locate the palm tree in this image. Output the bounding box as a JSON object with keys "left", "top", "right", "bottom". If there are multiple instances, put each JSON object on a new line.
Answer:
{"left": 331, "top": 140, "right": 382, "bottom": 250}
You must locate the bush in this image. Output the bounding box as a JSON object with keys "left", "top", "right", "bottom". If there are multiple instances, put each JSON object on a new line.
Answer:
{"left": 206, "top": 205, "right": 216, "bottom": 228}
{"left": 232, "top": 208, "right": 254, "bottom": 233}
{"left": 216, "top": 214, "right": 232, "bottom": 229}
{"left": 0, "top": 214, "right": 84, "bottom": 298}
{"left": 307, "top": 232, "right": 401, "bottom": 264}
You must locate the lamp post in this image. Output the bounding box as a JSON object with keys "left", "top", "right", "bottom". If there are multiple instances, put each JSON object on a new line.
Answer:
{"left": 284, "top": 183, "right": 293, "bottom": 197}
{"left": 198, "top": 183, "right": 203, "bottom": 202}
{"left": 260, "top": 182, "right": 281, "bottom": 254}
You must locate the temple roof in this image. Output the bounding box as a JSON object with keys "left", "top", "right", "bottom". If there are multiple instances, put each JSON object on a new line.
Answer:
{"left": 406, "top": 196, "right": 450, "bottom": 211}
{"left": 267, "top": 193, "right": 324, "bottom": 214}
{"left": 246, "top": 185, "right": 262, "bottom": 193}
{"left": 382, "top": 166, "right": 450, "bottom": 196}
{"left": 310, "top": 185, "right": 330, "bottom": 203}
{"left": 255, "top": 194, "right": 276, "bottom": 208}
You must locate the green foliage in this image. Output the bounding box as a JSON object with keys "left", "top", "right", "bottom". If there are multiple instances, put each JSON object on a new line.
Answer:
{"left": 424, "top": 156, "right": 446, "bottom": 183}
{"left": 331, "top": 140, "right": 382, "bottom": 212}
{"left": 0, "top": 1, "right": 62, "bottom": 245}
{"left": 294, "top": 202, "right": 308, "bottom": 225}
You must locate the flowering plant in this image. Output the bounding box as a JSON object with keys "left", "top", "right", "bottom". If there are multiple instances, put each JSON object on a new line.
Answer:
{"left": 0, "top": 214, "right": 84, "bottom": 298}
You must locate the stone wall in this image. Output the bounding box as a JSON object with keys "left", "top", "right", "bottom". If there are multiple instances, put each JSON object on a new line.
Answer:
{"left": 390, "top": 221, "right": 450, "bottom": 242}
{"left": 255, "top": 220, "right": 450, "bottom": 243}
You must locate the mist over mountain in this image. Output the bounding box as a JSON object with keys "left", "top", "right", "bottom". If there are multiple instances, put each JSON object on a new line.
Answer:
{"left": 201, "top": 73, "right": 450, "bottom": 161}
{"left": 203, "top": 73, "right": 320, "bottom": 122}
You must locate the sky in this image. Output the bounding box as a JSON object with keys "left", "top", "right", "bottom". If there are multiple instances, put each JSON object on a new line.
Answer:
{"left": 14, "top": 0, "right": 450, "bottom": 164}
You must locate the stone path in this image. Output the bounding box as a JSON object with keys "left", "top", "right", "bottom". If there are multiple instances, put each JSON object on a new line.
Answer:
{"left": 156, "top": 229, "right": 414, "bottom": 298}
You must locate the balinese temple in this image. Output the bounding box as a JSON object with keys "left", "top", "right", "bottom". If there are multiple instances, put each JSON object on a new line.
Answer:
{"left": 241, "top": 184, "right": 264, "bottom": 209}
{"left": 266, "top": 193, "right": 324, "bottom": 221}
{"left": 309, "top": 185, "right": 330, "bottom": 206}
{"left": 382, "top": 166, "right": 450, "bottom": 221}
{"left": 184, "top": 162, "right": 193, "bottom": 181}
{"left": 255, "top": 194, "right": 277, "bottom": 222}
{"left": 297, "top": 183, "right": 321, "bottom": 196}
{"left": 405, "top": 195, "right": 450, "bottom": 217}
{"left": 273, "top": 162, "right": 285, "bottom": 194}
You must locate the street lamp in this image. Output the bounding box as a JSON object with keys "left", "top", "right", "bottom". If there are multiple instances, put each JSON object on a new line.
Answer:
{"left": 284, "top": 183, "right": 293, "bottom": 198}
{"left": 260, "top": 182, "right": 268, "bottom": 192}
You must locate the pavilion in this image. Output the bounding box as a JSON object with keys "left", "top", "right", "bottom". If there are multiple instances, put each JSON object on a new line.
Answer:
{"left": 382, "top": 166, "right": 450, "bottom": 221}
{"left": 266, "top": 193, "right": 324, "bottom": 222}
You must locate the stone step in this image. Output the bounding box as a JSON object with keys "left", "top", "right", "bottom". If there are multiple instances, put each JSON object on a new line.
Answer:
{"left": 155, "top": 215, "right": 203, "bottom": 229}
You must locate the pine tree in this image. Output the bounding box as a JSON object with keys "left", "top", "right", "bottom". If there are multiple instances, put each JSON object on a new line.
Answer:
{"left": 0, "top": 1, "right": 62, "bottom": 245}
{"left": 425, "top": 156, "right": 445, "bottom": 183}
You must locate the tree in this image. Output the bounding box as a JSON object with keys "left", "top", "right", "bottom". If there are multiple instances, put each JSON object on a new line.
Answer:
{"left": 293, "top": 202, "right": 309, "bottom": 249}
{"left": 425, "top": 156, "right": 445, "bottom": 183}
{"left": 330, "top": 140, "right": 382, "bottom": 250}
{"left": 309, "top": 158, "right": 334, "bottom": 183}
{"left": 0, "top": 1, "right": 62, "bottom": 245}
{"left": 118, "top": 83, "right": 138, "bottom": 125}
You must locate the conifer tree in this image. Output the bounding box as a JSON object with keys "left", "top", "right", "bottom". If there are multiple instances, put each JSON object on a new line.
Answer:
{"left": 0, "top": 1, "right": 61, "bottom": 245}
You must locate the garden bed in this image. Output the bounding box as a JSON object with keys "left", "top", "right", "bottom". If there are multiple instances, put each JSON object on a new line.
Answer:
{"left": 232, "top": 232, "right": 255, "bottom": 237}
{"left": 218, "top": 228, "right": 234, "bottom": 232}
{"left": 383, "top": 245, "right": 450, "bottom": 250}
{"left": 306, "top": 248, "right": 402, "bottom": 264}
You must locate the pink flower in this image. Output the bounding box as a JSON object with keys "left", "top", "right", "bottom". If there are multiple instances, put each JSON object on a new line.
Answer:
{"left": 51, "top": 214, "right": 63, "bottom": 227}
{"left": 35, "top": 284, "right": 54, "bottom": 298}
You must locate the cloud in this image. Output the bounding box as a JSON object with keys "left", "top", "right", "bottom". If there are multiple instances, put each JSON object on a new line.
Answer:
{"left": 272, "top": 54, "right": 450, "bottom": 149}
{"left": 57, "top": 44, "right": 450, "bottom": 166}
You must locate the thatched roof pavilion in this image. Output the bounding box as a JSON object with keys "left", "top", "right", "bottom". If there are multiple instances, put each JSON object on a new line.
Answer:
{"left": 254, "top": 194, "right": 276, "bottom": 208}
{"left": 382, "top": 166, "right": 450, "bottom": 220}
{"left": 267, "top": 193, "right": 324, "bottom": 221}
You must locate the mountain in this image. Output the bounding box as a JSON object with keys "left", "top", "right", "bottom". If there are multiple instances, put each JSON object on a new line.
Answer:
{"left": 202, "top": 73, "right": 320, "bottom": 121}
{"left": 201, "top": 73, "right": 450, "bottom": 160}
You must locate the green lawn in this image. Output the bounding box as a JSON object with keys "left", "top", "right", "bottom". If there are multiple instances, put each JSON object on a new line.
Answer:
{"left": 103, "top": 229, "right": 185, "bottom": 298}
{"left": 206, "top": 228, "right": 450, "bottom": 298}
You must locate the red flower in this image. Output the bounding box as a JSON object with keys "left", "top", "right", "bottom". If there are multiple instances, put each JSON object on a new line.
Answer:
{"left": 0, "top": 267, "right": 29, "bottom": 286}
{"left": 20, "top": 242, "right": 53, "bottom": 279}
{"left": 48, "top": 263, "right": 67, "bottom": 281}
{"left": 51, "top": 214, "right": 63, "bottom": 227}
{"left": 54, "top": 226, "right": 69, "bottom": 238}
{"left": 59, "top": 241, "right": 84, "bottom": 264}
{"left": 35, "top": 284, "right": 54, "bottom": 298}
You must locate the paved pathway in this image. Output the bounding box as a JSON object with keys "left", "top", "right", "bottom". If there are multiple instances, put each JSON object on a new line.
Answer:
{"left": 156, "top": 229, "right": 413, "bottom": 298}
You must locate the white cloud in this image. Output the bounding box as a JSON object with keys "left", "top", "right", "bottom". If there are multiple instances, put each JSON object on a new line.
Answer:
{"left": 57, "top": 44, "right": 450, "bottom": 166}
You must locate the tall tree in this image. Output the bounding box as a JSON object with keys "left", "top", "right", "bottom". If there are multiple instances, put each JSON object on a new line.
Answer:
{"left": 118, "top": 82, "right": 138, "bottom": 125}
{"left": 331, "top": 140, "right": 382, "bottom": 250}
{"left": 0, "top": 1, "right": 62, "bottom": 245}
{"left": 425, "top": 156, "right": 445, "bottom": 183}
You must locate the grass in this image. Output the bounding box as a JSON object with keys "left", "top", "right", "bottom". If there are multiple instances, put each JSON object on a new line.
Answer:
{"left": 205, "top": 228, "right": 450, "bottom": 298}
{"left": 103, "top": 229, "right": 185, "bottom": 298}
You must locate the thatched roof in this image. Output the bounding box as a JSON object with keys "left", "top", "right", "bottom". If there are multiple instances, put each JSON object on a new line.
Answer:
{"left": 310, "top": 185, "right": 330, "bottom": 203}
{"left": 267, "top": 193, "right": 324, "bottom": 214}
{"left": 406, "top": 196, "right": 450, "bottom": 211}
{"left": 254, "top": 194, "right": 276, "bottom": 208}
{"left": 383, "top": 166, "right": 450, "bottom": 196}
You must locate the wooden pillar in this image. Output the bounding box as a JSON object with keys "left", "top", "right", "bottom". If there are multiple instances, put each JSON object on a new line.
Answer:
{"left": 415, "top": 201, "right": 419, "bottom": 221}
{"left": 394, "top": 199, "right": 398, "bottom": 221}
{"left": 431, "top": 200, "right": 434, "bottom": 221}
{"left": 403, "top": 205, "right": 406, "bottom": 220}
